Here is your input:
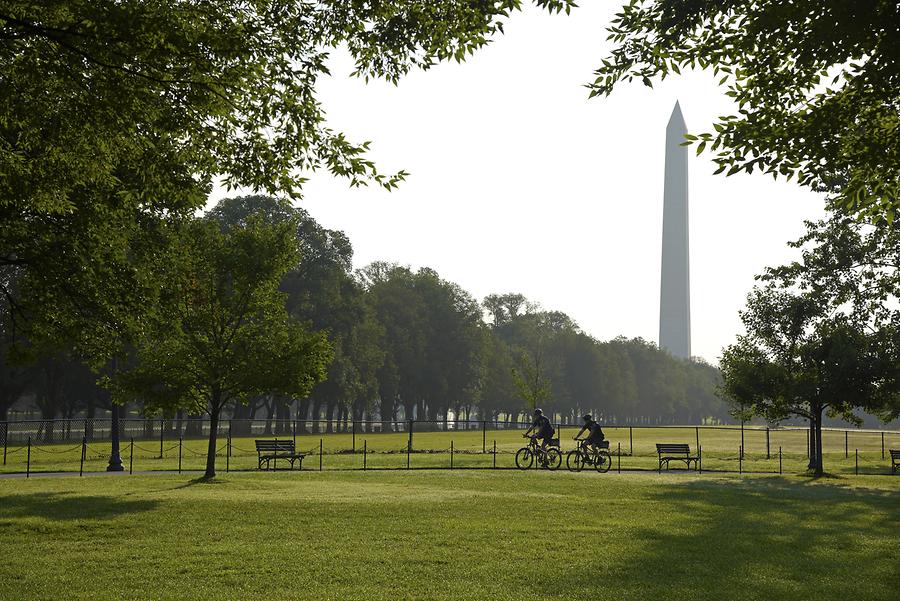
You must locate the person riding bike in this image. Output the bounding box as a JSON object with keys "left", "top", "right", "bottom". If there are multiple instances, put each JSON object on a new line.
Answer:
{"left": 573, "top": 414, "right": 605, "bottom": 454}
{"left": 523, "top": 408, "right": 555, "bottom": 449}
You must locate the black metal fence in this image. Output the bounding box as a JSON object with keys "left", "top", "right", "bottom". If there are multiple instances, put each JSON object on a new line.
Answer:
{"left": 2, "top": 418, "right": 898, "bottom": 477}
{"left": 2, "top": 417, "right": 539, "bottom": 445}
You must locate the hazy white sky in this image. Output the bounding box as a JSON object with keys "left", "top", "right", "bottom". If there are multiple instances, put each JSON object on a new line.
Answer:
{"left": 211, "top": 3, "right": 827, "bottom": 364}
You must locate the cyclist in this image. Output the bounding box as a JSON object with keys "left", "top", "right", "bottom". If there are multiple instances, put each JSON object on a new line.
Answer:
{"left": 523, "top": 408, "right": 555, "bottom": 449}
{"left": 573, "top": 414, "right": 605, "bottom": 454}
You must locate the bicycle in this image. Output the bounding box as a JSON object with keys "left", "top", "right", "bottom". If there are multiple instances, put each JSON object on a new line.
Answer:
{"left": 566, "top": 439, "right": 612, "bottom": 473}
{"left": 515, "top": 435, "right": 562, "bottom": 470}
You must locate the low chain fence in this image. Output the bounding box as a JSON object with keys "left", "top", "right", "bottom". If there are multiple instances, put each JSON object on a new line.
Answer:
{"left": 1, "top": 419, "right": 898, "bottom": 477}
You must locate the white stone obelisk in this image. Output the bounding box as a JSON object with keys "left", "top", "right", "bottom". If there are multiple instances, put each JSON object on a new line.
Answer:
{"left": 659, "top": 101, "right": 691, "bottom": 359}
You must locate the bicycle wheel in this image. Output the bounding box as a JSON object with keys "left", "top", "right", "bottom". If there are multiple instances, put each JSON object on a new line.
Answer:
{"left": 566, "top": 449, "right": 585, "bottom": 472}
{"left": 515, "top": 447, "right": 534, "bottom": 470}
{"left": 594, "top": 450, "right": 612, "bottom": 473}
{"left": 544, "top": 448, "right": 562, "bottom": 470}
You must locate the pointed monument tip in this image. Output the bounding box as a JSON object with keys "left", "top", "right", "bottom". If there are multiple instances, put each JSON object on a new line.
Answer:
{"left": 667, "top": 100, "right": 686, "bottom": 131}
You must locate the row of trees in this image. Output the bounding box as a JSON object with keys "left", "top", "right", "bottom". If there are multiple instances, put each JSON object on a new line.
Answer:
{"left": 2, "top": 196, "right": 727, "bottom": 433}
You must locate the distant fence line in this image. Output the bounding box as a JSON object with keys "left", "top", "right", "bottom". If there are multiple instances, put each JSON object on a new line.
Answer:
{"left": 5, "top": 416, "right": 900, "bottom": 444}
{"left": 2, "top": 417, "right": 899, "bottom": 477}
{"left": 4, "top": 417, "right": 900, "bottom": 440}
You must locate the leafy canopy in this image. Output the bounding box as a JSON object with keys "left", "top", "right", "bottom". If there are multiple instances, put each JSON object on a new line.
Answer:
{"left": 719, "top": 211, "right": 900, "bottom": 472}
{"left": 0, "top": 0, "right": 573, "bottom": 362}
{"left": 591, "top": 1, "right": 900, "bottom": 219}
{"left": 0, "top": 0, "right": 576, "bottom": 217}
{"left": 111, "top": 215, "right": 332, "bottom": 418}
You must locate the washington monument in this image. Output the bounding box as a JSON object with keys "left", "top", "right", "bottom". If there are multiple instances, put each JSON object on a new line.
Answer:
{"left": 659, "top": 101, "right": 691, "bottom": 359}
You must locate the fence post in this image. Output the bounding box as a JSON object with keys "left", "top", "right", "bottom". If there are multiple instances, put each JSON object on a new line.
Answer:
{"left": 450, "top": 440, "right": 454, "bottom": 470}
{"left": 226, "top": 437, "right": 230, "bottom": 474}
{"left": 129, "top": 437, "right": 134, "bottom": 475}
{"left": 2, "top": 421, "right": 7, "bottom": 465}
{"left": 482, "top": 421, "right": 487, "bottom": 454}
{"left": 352, "top": 421, "right": 356, "bottom": 453}
{"left": 855, "top": 448, "right": 858, "bottom": 475}
{"left": 699, "top": 445, "right": 702, "bottom": 474}
{"left": 80, "top": 436, "right": 86, "bottom": 477}
{"left": 493, "top": 440, "right": 497, "bottom": 469}
{"left": 779, "top": 446, "right": 782, "bottom": 474}
{"left": 845, "top": 430, "right": 848, "bottom": 459}
{"left": 319, "top": 438, "right": 323, "bottom": 472}
{"left": 740, "top": 421, "right": 745, "bottom": 460}
{"left": 178, "top": 437, "right": 182, "bottom": 474}
{"left": 629, "top": 427, "right": 633, "bottom": 456}
{"left": 617, "top": 442, "right": 621, "bottom": 473}
{"left": 882, "top": 431, "right": 885, "bottom": 459}
{"left": 159, "top": 418, "right": 164, "bottom": 458}
{"left": 766, "top": 427, "right": 770, "bottom": 459}
{"left": 363, "top": 440, "right": 367, "bottom": 471}
{"left": 26, "top": 436, "right": 31, "bottom": 478}
{"left": 739, "top": 445, "right": 742, "bottom": 474}
{"left": 407, "top": 436, "right": 411, "bottom": 470}
{"left": 228, "top": 421, "right": 232, "bottom": 459}
{"left": 408, "top": 420, "right": 414, "bottom": 452}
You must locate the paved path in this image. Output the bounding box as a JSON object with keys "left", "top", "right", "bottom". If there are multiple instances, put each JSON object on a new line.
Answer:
{"left": 0, "top": 470, "right": 205, "bottom": 479}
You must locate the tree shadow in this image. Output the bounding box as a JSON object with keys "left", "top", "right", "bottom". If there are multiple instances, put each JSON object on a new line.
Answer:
{"left": 542, "top": 477, "right": 900, "bottom": 599}
{"left": 151, "top": 475, "right": 230, "bottom": 492}
{"left": 0, "top": 492, "right": 159, "bottom": 521}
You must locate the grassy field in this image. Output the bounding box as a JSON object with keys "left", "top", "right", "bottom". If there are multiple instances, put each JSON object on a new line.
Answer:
{"left": 0, "top": 470, "right": 897, "bottom": 600}
{"left": 4, "top": 425, "right": 898, "bottom": 475}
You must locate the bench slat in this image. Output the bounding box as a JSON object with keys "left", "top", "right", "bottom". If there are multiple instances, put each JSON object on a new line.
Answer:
{"left": 656, "top": 444, "right": 693, "bottom": 454}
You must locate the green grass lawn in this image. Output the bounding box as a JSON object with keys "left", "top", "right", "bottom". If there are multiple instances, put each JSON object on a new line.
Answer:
{"left": 4, "top": 425, "right": 898, "bottom": 475}
{"left": 0, "top": 471, "right": 897, "bottom": 600}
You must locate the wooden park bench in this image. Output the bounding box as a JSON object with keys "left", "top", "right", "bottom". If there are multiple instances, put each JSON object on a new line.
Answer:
{"left": 255, "top": 439, "right": 305, "bottom": 471}
{"left": 891, "top": 449, "right": 900, "bottom": 475}
{"left": 656, "top": 443, "right": 700, "bottom": 472}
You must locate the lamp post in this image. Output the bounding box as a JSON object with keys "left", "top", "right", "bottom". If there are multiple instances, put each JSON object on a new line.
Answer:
{"left": 107, "top": 403, "right": 124, "bottom": 472}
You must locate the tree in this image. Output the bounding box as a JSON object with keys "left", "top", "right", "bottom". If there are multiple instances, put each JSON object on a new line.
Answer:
{"left": 483, "top": 293, "right": 528, "bottom": 327}
{"left": 111, "top": 215, "right": 332, "bottom": 478}
{"left": 1, "top": 1, "right": 573, "bottom": 362}
{"left": 361, "top": 263, "right": 428, "bottom": 425}
{"left": 720, "top": 212, "right": 900, "bottom": 475}
{"left": 2, "top": 1, "right": 574, "bottom": 214}
{"left": 592, "top": 1, "right": 900, "bottom": 218}
{"left": 360, "top": 264, "right": 483, "bottom": 427}
{"left": 494, "top": 306, "right": 576, "bottom": 420}
{"left": 207, "top": 195, "right": 373, "bottom": 433}
{"left": 477, "top": 331, "right": 519, "bottom": 421}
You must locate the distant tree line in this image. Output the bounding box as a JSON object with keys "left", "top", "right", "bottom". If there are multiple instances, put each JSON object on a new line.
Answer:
{"left": 1, "top": 196, "right": 727, "bottom": 433}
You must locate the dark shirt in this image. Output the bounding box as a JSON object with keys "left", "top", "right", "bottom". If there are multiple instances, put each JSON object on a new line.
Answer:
{"left": 585, "top": 419, "right": 604, "bottom": 439}
{"left": 532, "top": 415, "right": 552, "bottom": 433}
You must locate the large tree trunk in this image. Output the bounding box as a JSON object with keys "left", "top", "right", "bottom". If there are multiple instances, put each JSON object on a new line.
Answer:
{"left": 310, "top": 398, "right": 322, "bottom": 433}
{"left": 325, "top": 399, "right": 336, "bottom": 433}
{"left": 813, "top": 409, "right": 824, "bottom": 476}
{"left": 231, "top": 400, "right": 252, "bottom": 436}
{"left": 262, "top": 395, "right": 275, "bottom": 435}
{"left": 205, "top": 393, "right": 222, "bottom": 479}
{"left": 401, "top": 399, "right": 415, "bottom": 425}
{"left": 380, "top": 395, "right": 394, "bottom": 433}
{"left": 275, "top": 397, "right": 291, "bottom": 435}
{"left": 296, "top": 398, "right": 310, "bottom": 434}
{"left": 807, "top": 417, "right": 816, "bottom": 470}
{"left": 172, "top": 409, "right": 183, "bottom": 436}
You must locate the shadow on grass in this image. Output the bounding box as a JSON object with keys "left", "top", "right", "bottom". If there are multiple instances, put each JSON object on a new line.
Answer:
{"left": 544, "top": 477, "right": 900, "bottom": 600}
{"left": 0, "top": 492, "right": 159, "bottom": 521}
